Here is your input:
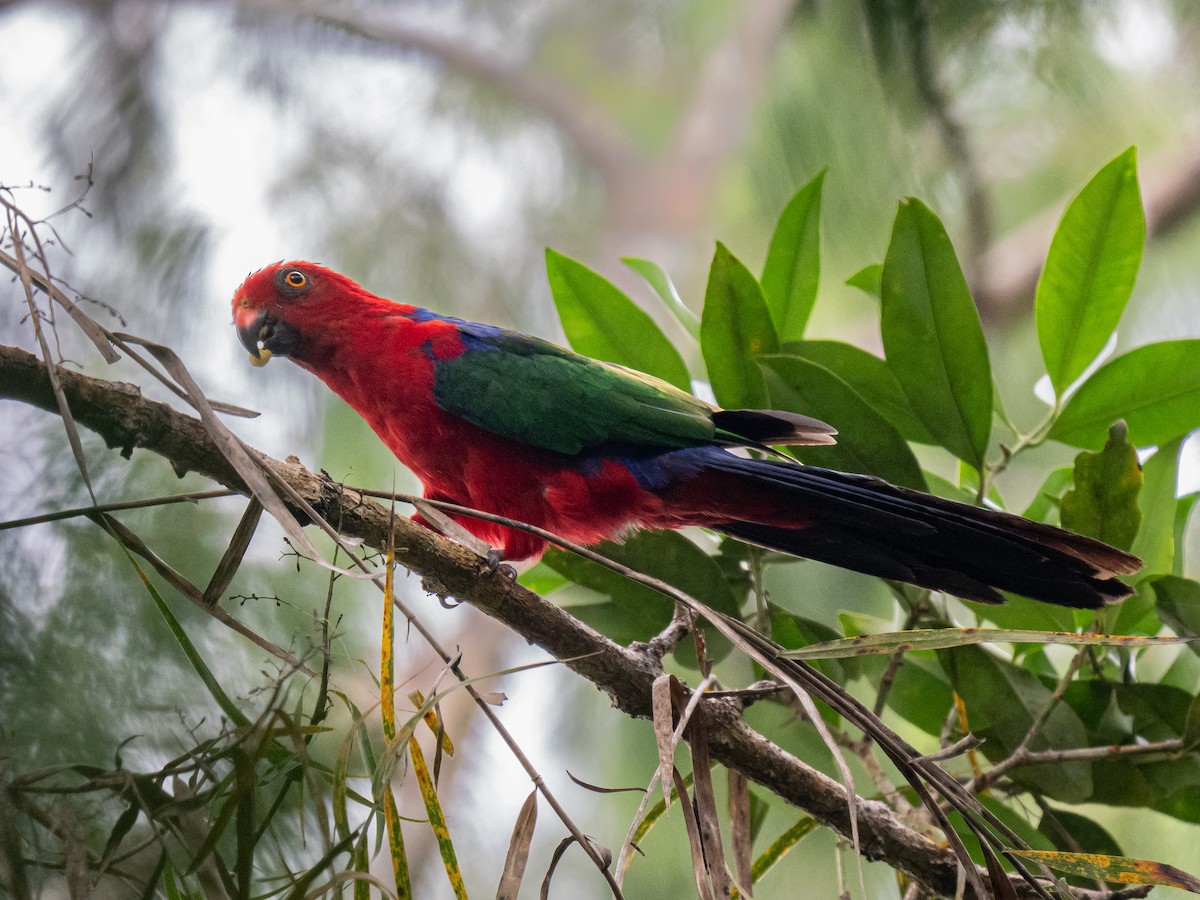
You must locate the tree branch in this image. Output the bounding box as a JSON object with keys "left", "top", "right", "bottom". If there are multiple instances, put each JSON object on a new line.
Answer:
{"left": 0, "top": 343, "right": 1153, "bottom": 900}
{"left": 241, "top": 0, "right": 637, "bottom": 182}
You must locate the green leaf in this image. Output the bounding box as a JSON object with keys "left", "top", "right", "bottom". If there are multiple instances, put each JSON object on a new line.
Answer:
{"left": 1153, "top": 576, "right": 1200, "bottom": 657}
{"left": 768, "top": 604, "right": 854, "bottom": 685}
{"left": 845, "top": 263, "right": 882, "bottom": 299}
{"left": 941, "top": 645, "right": 1092, "bottom": 801}
{"left": 1037, "top": 147, "right": 1146, "bottom": 396}
{"left": 1177, "top": 494, "right": 1198, "bottom": 576}
{"left": 1049, "top": 340, "right": 1200, "bottom": 449}
{"left": 881, "top": 198, "right": 992, "bottom": 469}
{"left": 1131, "top": 437, "right": 1182, "bottom": 577}
{"left": 700, "top": 243, "right": 780, "bottom": 408}
{"left": 886, "top": 655, "right": 954, "bottom": 736}
{"left": 622, "top": 256, "right": 701, "bottom": 339}
{"left": 782, "top": 340, "right": 934, "bottom": 444}
{"left": 746, "top": 817, "right": 819, "bottom": 889}
{"left": 1037, "top": 809, "right": 1123, "bottom": 857}
{"left": 1060, "top": 421, "right": 1142, "bottom": 551}
{"left": 546, "top": 248, "right": 691, "bottom": 390}
{"left": 761, "top": 170, "right": 825, "bottom": 340}
{"left": 1022, "top": 467, "right": 1074, "bottom": 524}
{"left": 760, "top": 355, "right": 926, "bottom": 489}
{"left": 1010, "top": 850, "right": 1200, "bottom": 893}
{"left": 540, "top": 531, "right": 741, "bottom": 666}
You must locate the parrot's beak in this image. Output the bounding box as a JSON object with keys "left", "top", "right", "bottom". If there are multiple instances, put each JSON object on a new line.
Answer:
{"left": 236, "top": 309, "right": 300, "bottom": 367}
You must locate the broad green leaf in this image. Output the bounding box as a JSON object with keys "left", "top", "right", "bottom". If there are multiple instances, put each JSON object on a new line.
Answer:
{"left": 1131, "top": 437, "right": 1183, "bottom": 576}
{"left": 1153, "top": 576, "right": 1200, "bottom": 658}
{"left": 622, "top": 256, "right": 701, "bottom": 339}
{"left": 1022, "top": 467, "right": 1074, "bottom": 524}
{"left": 1037, "top": 147, "right": 1146, "bottom": 395}
{"left": 761, "top": 170, "right": 825, "bottom": 340}
{"left": 1065, "top": 678, "right": 1200, "bottom": 819}
{"left": 768, "top": 604, "right": 854, "bottom": 685}
{"left": 783, "top": 340, "right": 934, "bottom": 444}
{"left": 1185, "top": 694, "right": 1200, "bottom": 751}
{"left": 845, "top": 263, "right": 882, "bottom": 299}
{"left": 1061, "top": 421, "right": 1142, "bottom": 551}
{"left": 1010, "top": 850, "right": 1200, "bottom": 893}
{"left": 941, "top": 645, "right": 1092, "bottom": 801}
{"left": 541, "top": 531, "right": 741, "bottom": 666}
{"left": 881, "top": 198, "right": 992, "bottom": 469}
{"left": 516, "top": 561, "right": 569, "bottom": 594}
{"left": 1177, "top": 494, "right": 1199, "bottom": 576}
{"left": 1037, "top": 810, "right": 1123, "bottom": 857}
{"left": 701, "top": 243, "right": 780, "bottom": 408}
{"left": 760, "top": 355, "right": 926, "bottom": 489}
{"left": 1049, "top": 340, "right": 1200, "bottom": 449}
{"left": 546, "top": 249, "right": 691, "bottom": 390}
{"left": 886, "top": 655, "right": 954, "bottom": 736}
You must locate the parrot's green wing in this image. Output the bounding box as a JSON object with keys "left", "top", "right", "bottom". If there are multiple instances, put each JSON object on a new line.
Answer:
{"left": 432, "top": 324, "right": 716, "bottom": 455}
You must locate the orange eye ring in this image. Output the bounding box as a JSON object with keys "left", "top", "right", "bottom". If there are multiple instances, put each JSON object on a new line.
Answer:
{"left": 285, "top": 270, "right": 307, "bottom": 289}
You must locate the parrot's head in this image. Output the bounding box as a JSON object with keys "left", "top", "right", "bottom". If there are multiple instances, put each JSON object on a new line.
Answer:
{"left": 232, "top": 261, "right": 358, "bottom": 367}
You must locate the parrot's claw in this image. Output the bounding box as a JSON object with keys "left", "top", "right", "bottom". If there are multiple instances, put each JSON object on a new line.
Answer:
{"left": 485, "top": 548, "right": 518, "bottom": 580}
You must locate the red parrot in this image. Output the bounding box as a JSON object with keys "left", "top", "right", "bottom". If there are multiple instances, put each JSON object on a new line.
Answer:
{"left": 232, "top": 261, "right": 1140, "bottom": 608}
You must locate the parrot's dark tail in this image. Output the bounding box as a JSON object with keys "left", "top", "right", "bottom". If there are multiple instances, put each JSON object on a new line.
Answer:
{"left": 700, "top": 457, "right": 1141, "bottom": 608}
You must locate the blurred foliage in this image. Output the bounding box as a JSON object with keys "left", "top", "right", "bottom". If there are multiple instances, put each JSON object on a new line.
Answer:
{"left": 4, "top": 0, "right": 1200, "bottom": 897}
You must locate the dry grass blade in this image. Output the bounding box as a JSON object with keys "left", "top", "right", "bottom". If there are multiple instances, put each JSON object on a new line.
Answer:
{"left": 9, "top": 220, "right": 98, "bottom": 504}
{"left": 652, "top": 674, "right": 676, "bottom": 811}
{"left": 616, "top": 677, "right": 717, "bottom": 888}
{"left": 565, "top": 771, "right": 645, "bottom": 795}
{"left": 782, "top": 628, "right": 1199, "bottom": 659}
{"left": 541, "top": 835, "right": 613, "bottom": 900}
{"left": 414, "top": 498, "right": 495, "bottom": 557}
{"left": 110, "top": 333, "right": 325, "bottom": 563}
{"left": 495, "top": 790, "right": 538, "bottom": 900}
{"left": 672, "top": 768, "right": 716, "bottom": 900}
{"left": 728, "top": 769, "right": 752, "bottom": 896}
{"left": 203, "top": 497, "right": 263, "bottom": 606}
{"left": 0, "top": 245, "right": 118, "bottom": 363}
{"left": 982, "top": 839, "right": 1021, "bottom": 900}
{"left": 688, "top": 717, "right": 730, "bottom": 899}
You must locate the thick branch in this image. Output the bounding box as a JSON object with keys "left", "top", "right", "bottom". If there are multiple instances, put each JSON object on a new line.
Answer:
{"left": 0, "top": 343, "right": 1150, "bottom": 899}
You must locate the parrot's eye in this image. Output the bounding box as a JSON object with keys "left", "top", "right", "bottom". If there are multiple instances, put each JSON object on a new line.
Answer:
{"left": 275, "top": 267, "right": 310, "bottom": 295}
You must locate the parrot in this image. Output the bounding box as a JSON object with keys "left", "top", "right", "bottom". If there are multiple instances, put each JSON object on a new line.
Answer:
{"left": 233, "top": 261, "right": 1140, "bottom": 608}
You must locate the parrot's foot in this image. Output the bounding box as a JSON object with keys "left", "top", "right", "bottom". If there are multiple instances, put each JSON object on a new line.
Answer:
{"left": 485, "top": 548, "right": 518, "bottom": 581}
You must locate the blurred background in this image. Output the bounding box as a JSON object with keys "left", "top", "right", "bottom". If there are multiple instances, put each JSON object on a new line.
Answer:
{"left": 3, "top": 1, "right": 1200, "bottom": 897}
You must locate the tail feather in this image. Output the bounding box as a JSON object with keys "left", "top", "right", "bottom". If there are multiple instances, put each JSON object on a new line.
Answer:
{"left": 687, "top": 456, "right": 1140, "bottom": 609}
{"left": 712, "top": 408, "right": 838, "bottom": 447}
